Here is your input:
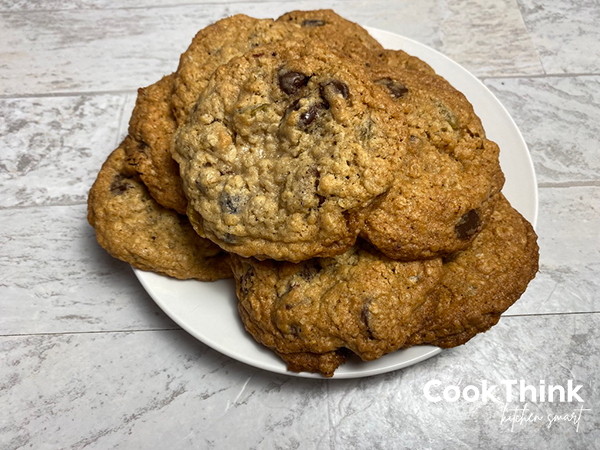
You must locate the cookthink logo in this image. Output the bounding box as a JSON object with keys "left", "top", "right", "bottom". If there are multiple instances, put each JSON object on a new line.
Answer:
{"left": 423, "top": 379, "right": 591, "bottom": 432}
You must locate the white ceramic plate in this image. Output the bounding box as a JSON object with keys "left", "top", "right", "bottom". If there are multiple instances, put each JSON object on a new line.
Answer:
{"left": 134, "top": 28, "right": 538, "bottom": 379}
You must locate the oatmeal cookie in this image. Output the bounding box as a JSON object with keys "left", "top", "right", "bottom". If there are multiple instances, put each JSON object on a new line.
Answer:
{"left": 374, "top": 48, "right": 436, "bottom": 75}
{"left": 88, "top": 139, "right": 231, "bottom": 280}
{"left": 172, "top": 11, "right": 382, "bottom": 126}
{"left": 174, "top": 41, "right": 407, "bottom": 262}
{"left": 405, "top": 195, "right": 539, "bottom": 348}
{"left": 126, "top": 74, "right": 187, "bottom": 214}
{"left": 230, "top": 242, "right": 443, "bottom": 377}
{"left": 359, "top": 62, "right": 505, "bottom": 260}
{"left": 171, "top": 14, "right": 302, "bottom": 126}
{"left": 275, "top": 9, "right": 383, "bottom": 53}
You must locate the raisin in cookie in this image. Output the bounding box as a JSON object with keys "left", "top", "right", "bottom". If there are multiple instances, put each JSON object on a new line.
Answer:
{"left": 360, "top": 62, "right": 505, "bottom": 260}
{"left": 88, "top": 139, "right": 231, "bottom": 281}
{"left": 173, "top": 41, "right": 407, "bottom": 262}
{"left": 405, "top": 195, "right": 539, "bottom": 348}
{"left": 230, "top": 241, "right": 442, "bottom": 377}
{"left": 126, "top": 74, "right": 187, "bottom": 214}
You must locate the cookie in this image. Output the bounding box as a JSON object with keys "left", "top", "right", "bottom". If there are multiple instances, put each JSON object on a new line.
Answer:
{"left": 230, "top": 242, "right": 443, "bottom": 377}
{"left": 126, "top": 74, "right": 188, "bottom": 214}
{"left": 374, "top": 48, "right": 436, "bottom": 75}
{"left": 172, "top": 11, "right": 383, "bottom": 127}
{"left": 171, "top": 15, "right": 301, "bottom": 126}
{"left": 174, "top": 41, "right": 408, "bottom": 262}
{"left": 275, "top": 9, "right": 383, "bottom": 53}
{"left": 359, "top": 62, "right": 505, "bottom": 260}
{"left": 88, "top": 139, "right": 232, "bottom": 281}
{"left": 405, "top": 195, "right": 539, "bottom": 348}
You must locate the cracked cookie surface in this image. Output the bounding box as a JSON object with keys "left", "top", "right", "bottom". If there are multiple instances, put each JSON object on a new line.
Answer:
{"left": 359, "top": 61, "right": 505, "bottom": 260}
{"left": 230, "top": 241, "right": 442, "bottom": 377}
{"left": 405, "top": 195, "right": 539, "bottom": 348}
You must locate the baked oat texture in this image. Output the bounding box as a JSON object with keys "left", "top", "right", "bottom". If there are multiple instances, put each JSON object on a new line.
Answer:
{"left": 126, "top": 74, "right": 188, "bottom": 214}
{"left": 172, "top": 10, "right": 383, "bottom": 126}
{"left": 88, "top": 139, "right": 232, "bottom": 281}
{"left": 405, "top": 195, "right": 539, "bottom": 348}
{"left": 174, "top": 41, "right": 407, "bottom": 262}
{"left": 125, "top": 12, "right": 381, "bottom": 215}
{"left": 359, "top": 60, "right": 505, "bottom": 260}
{"left": 275, "top": 9, "right": 383, "bottom": 53}
{"left": 374, "top": 48, "right": 437, "bottom": 75}
{"left": 230, "top": 242, "right": 443, "bottom": 377}
{"left": 172, "top": 14, "right": 299, "bottom": 126}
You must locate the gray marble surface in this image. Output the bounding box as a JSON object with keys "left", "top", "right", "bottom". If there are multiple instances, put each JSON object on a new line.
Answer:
{"left": 1, "top": 1, "right": 598, "bottom": 449}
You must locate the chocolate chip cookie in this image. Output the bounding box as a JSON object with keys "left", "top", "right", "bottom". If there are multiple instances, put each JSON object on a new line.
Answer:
{"left": 172, "top": 11, "right": 383, "bottom": 127}
{"left": 275, "top": 9, "right": 383, "bottom": 53}
{"left": 374, "top": 48, "right": 436, "bottom": 75}
{"left": 171, "top": 14, "right": 303, "bottom": 126}
{"left": 405, "top": 195, "right": 539, "bottom": 348}
{"left": 359, "top": 62, "right": 505, "bottom": 260}
{"left": 174, "top": 41, "right": 408, "bottom": 262}
{"left": 88, "top": 139, "right": 232, "bottom": 280}
{"left": 126, "top": 74, "right": 188, "bottom": 214}
{"left": 230, "top": 241, "right": 443, "bottom": 377}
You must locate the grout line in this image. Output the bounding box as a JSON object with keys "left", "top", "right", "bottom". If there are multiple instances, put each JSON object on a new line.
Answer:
{"left": 0, "top": 89, "right": 138, "bottom": 100}
{"left": 538, "top": 181, "right": 600, "bottom": 188}
{"left": 1, "top": 74, "right": 597, "bottom": 101}
{"left": 0, "top": 0, "right": 281, "bottom": 14}
{"left": 2, "top": 312, "right": 598, "bottom": 339}
{"left": 503, "top": 311, "right": 600, "bottom": 319}
{"left": 0, "top": 201, "right": 88, "bottom": 211}
{"left": 481, "top": 72, "right": 600, "bottom": 81}
{"left": 2, "top": 180, "right": 599, "bottom": 212}
{"left": 0, "top": 327, "right": 183, "bottom": 338}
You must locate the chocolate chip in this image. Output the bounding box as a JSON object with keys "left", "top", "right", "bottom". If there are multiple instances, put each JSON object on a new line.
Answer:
{"left": 219, "top": 191, "right": 243, "bottom": 214}
{"left": 298, "top": 260, "right": 321, "bottom": 281}
{"left": 239, "top": 267, "right": 254, "bottom": 296}
{"left": 110, "top": 174, "right": 133, "bottom": 195}
{"left": 361, "top": 299, "right": 374, "bottom": 339}
{"left": 298, "top": 103, "right": 327, "bottom": 127}
{"left": 455, "top": 209, "right": 481, "bottom": 240}
{"left": 298, "top": 104, "right": 318, "bottom": 126}
{"left": 278, "top": 71, "right": 309, "bottom": 95}
{"left": 301, "top": 19, "right": 325, "bottom": 27}
{"left": 375, "top": 77, "right": 409, "bottom": 98}
{"left": 137, "top": 141, "right": 148, "bottom": 154}
{"left": 320, "top": 80, "right": 349, "bottom": 100}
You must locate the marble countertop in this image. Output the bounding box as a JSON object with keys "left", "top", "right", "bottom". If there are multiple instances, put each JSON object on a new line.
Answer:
{"left": 1, "top": 1, "right": 599, "bottom": 448}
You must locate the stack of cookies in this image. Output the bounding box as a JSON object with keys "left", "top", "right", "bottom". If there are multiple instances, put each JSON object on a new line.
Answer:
{"left": 88, "top": 10, "right": 539, "bottom": 377}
